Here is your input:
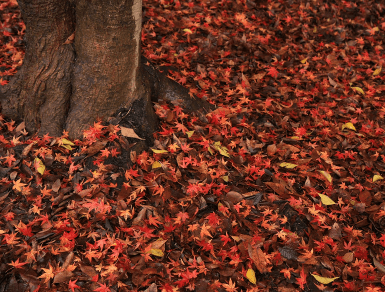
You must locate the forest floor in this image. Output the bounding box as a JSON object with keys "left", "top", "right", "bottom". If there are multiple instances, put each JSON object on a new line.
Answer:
{"left": 1, "top": 0, "right": 385, "bottom": 291}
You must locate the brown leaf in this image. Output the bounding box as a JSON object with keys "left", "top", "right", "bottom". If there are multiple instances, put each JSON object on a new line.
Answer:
{"left": 52, "top": 179, "right": 61, "bottom": 193}
{"left": 265, "top": 182, "right": 286, "bottom": 196}
{"left": 144, "top": 283, "right": 158, "bottom": 292}
{"left": 267, "top": 144, "right": 277, "bottom": 156}
{"left": 53, "top": 270, "right": 73, "bottom": 284}
{"left": 343, "top": 252, "right": 354, "bottom": 263}
{"left": 328, "top": 222, "right": 342, "bottom": 240}
{"left": 84, "top": 140, "right": 108, "bottom": 156}
{"left": 132, "top": 207, "right": 147, "bottom": 226}
{"left": 79, "top": 264, "right": 97, "bottom": 278}
{"left": 120, "top": 126, "right": 144, "bottom": 140}
{"left": 358, "top": 190, "right": 372, "bottom": 206}
{"left": 248, "top": 244, "right": 268, "bottom": 274}
{"left": 226, "top": 191, "right": 243, "bottom": 204}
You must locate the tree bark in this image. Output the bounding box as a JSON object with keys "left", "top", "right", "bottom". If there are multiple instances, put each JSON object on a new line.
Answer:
{"left": 0, "top": 0, "right": 212, "bottom": 141}
{"left": 0, "top": 0, "right": 75, "bottom": 137}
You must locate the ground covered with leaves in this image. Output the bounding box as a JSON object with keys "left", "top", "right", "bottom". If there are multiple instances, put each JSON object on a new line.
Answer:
{"left": 1, "top": 0, "right": 385, "bottom": 291}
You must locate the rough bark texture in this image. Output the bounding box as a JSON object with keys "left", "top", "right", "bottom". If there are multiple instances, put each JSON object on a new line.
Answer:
{"left": 66, "top": 0, "right": 145, "bottom": 139}
{"left": 0, "top": 0, "right": 75, "bottom": 137}
{"left": 0, "top": 0, "right": 212, "bottom": 142}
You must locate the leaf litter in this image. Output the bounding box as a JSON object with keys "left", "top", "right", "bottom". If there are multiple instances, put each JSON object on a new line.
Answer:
{"left": 1, "top": 0, "right": 385, "bottom": 291}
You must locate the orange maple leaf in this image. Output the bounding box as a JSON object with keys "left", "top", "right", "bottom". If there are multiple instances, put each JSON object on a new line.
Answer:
{"left": 39, "top": 263, "right": 55, "bottom": 284}
{"left": 222, "top": 278, "right": 237, "bottom": 292}
{"left": 8, "top": 258, "right": 27, "bottom": 269}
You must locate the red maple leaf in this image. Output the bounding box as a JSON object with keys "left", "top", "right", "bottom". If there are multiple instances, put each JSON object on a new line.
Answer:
{"left": 94, "top": 283, "right": 110, "bottom": 292}
{"left": 68, "top": 279, "right": 80, "bottom": 292}
{"left": 296, "top": 267, "right": 307, "bottom": 290}
{"left": 267, "top": 66, "right": 279, "bottom": 78}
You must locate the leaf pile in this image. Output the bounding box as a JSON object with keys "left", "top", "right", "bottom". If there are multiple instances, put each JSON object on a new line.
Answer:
{"left": 1, "top": 0, "right": 385, "bottom": 291}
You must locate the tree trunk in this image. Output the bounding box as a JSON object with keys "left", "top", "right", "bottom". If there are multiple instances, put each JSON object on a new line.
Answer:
{"left": 0, "top": 0, "right": 211, "bottom": 141}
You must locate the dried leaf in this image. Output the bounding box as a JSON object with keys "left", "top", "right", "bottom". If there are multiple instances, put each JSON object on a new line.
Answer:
{"left": 246, "top": 269, "right": 256, "bottom": 284}
{"left": 373, "top": 67, "right": 382, "bottom": 76}
{"left": 278, "top": 246, "right": 298, "bottom": 260}
{"left": 120, "top": 126, "right": 144, "bottom": 140}
{"left": 212, "top": 141, "right": 230, "bottom": 157}
{"left": 318, "top": 193, "right": 336, "bottom": 205}
{"left": 267, "top": 144, "right": 277, "bottom": 156}
{"left": 248, "top": 244, "right": 268, "bottom": 274}
{"left": 373, "top": 175, "right": 383, "bottom": 182}
{"left": 152, "top": 161, "right": 162, "bottom": 169}
{"left": 151, "top": 149, "right": 168, "bottom": 154}
{"left": 319, "top": 171, "right": 332, "bottom": 183}
{"left": 351, "top": 86, "right": 365, "bottom": 95}
{"left": 150, "top": 248, "right": 164, "bottom": 257}
{"left": 186, "top": 130, "right": 194, "bottom": 138}
{"left": 280, "top": 162, "right": 297, "bottom": 169}
{"left": 342, "top": 252, "right": 354, "bottom": 263}
{"left": 311, "top": 274, "right": 339, "bottom": 284}
{"left": 341, "top": 122, "right": 356, "bottom": 131}
{"left": 226, "top": 191, "right": 243, "bottom": 204}
{"left": 34, "top": 158, "right": 45, "bottom": 175}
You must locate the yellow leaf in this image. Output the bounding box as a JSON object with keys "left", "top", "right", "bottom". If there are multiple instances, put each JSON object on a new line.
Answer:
{"left": 150, "top": 248, "right": 164, "bottom": 257}
{"left": 231, "top": 235, "right": 240, "bottom": 242}
{"left": 373, "top": 175, "right": 384, "bottom": 182}
{"left": 186, "top": 131, "right": 194, "bottom": 138}
{"left": 300, "top": 58, "right": 307, "bottom": 64}
{"left": 291, "top": 136, "right": 302, "bottom": 140}
{"left": 318, "top": 193, "right": 336, "bottom": 205}
{"left": 280, "top": 162, "right": 297, "bottom": 169}
{"left": 311, "top": 274, "right": 339, "bottom": 284}
{"left": 151, "top": 149, "right": 168, "bottom": 154}
{"left": 183, "top": 28, "right": 193, "bottom": 34}
{"left": 373, "top": 67, "right": 382, "bottom": 76}
{"left": 246, "top": 269, "right": 256, "bottom": 284}
{"left": 341, "top": 122, "right": 356, "bottom": 131}
{"left": 222, "top": 175, "right": 229, "bottom": 182}
{"left": 351, "top": 86, "right": 365, "bottom": 95}
{"left": 61, "top": 138, "right": 74, "bottom": 146}
{"left": 319, "top": 170, "right": 332, "bottom": 183}
{"left": 152, "top": 161, "right": 162, "bottom": 169}
{"left": 313, "top": 26, "right": 317, "bottom": 33}
{"left": 34, "top": 158, "right": 45, "bottom": 175}
{"left": 212, "top": 141, "right": 230, "bottom": 157}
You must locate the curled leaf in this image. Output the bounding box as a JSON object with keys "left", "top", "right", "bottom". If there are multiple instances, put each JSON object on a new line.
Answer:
{"left": 246, "top": 269, "right": 256, "bottom": 284}
{"left": 373, "top": 175, "right": 383, "bottom": 182}
{"left": 280, "top": 162, "right": 297, "bottom": 169}
{"left": 151, "top": 149, "right": 168, "bottom": 154}
{"left": 186, "top": 131, "right": 194, "bottom": 138}
{"left": 341, "top": 122, "right": 356, "bottom": 131}
{"left": 152, "top": 161, "right": 162, "bottom": 169}
{"left": 318, "top": 193, "right": 336, "bottom": 205}
{"left": 34, "top": 158, "right": 45, "bottom": 175}
{"left": 351, "top": 86, "right": 365, "bottom": 95}
{"left": 373, "top": 67, "right": 382, "bottom": 76}
{"left": 311, "top": 274, "right": 339, "bottom": 284}
{"left": 212, "top": 141, "right": 230, "bottom": 157}
{"left": 319, "top": 170, "right": 332, "bottom": 183}
{"left": 120, "top": 126, "right": 144, "bottom": 140}
{"left": 150, "top": 248, "right": 164, "bottom": 257}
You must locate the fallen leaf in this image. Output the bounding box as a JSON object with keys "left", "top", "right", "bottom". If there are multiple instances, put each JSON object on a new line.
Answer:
{"left": 280, "top": 162, "right": 297, "bottom": 169}
{"left": 318, "top": 193, "right": 336, "bottom": 205}
{"left": 120, "top": 126, "right": 144, "bottom": 140}
{"left": 246, "top": 269, "right": 256, "bottom": 284}
{"left": 341, "top": 122, "right": 356, "bottom": 131}
{"left": 311, "top": 274, "right": 339, "bottom": 284}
